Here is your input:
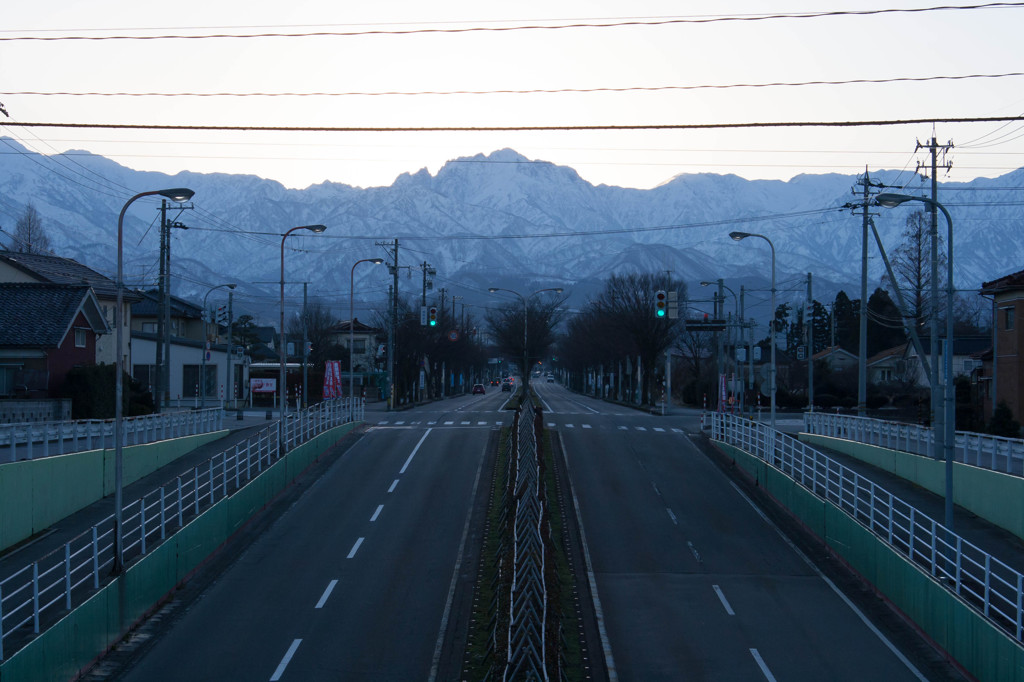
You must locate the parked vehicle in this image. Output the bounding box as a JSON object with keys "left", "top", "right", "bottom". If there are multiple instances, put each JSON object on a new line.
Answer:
{"left": 472, "top": 383, "right": 486, "bottom": 395}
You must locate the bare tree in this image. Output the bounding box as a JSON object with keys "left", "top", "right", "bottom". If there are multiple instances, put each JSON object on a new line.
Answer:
{"left": 881, "top": 210, "right": 943, "bottom": 331}
{"left": 486, "top": 292, "right": 567, "bottom": 385}
{"left": 12, "top": 203, "right": 51, "bottom": 254}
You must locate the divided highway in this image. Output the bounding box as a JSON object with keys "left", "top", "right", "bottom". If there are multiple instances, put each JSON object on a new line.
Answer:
{"left": 105, "top": 381, "right": 964, "bottom": 681}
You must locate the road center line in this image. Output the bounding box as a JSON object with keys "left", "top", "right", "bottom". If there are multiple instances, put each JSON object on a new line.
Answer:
{"left": 388, "top": 479, "right": 399, "bottom": 493}
{"left": 315, "top": 580, "right": 338, "bottom": 609}
{"left": 400, "top": 428, "right": 432, "bottom": 474}
{"left": 749, "top": 648, "right": 777, "bottom": 682}
{"left": 712, "top": 584, "right": 735, "bottom": 615}
{"left": 270, "top": 639, "right": 302, "bottom": 681}
{"left": 370, "top": 504, "right": 384, "bottom": 522}
{"left": 347, "top": 537, "right": 364, "bottom": 559}
{"left": 666, "top": 508, "right": 677, "bottom": 525}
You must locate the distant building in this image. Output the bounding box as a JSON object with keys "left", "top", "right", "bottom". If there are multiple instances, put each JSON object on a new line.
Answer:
{"left": 979, "top": 269, "right": 1024, "bottom": 425}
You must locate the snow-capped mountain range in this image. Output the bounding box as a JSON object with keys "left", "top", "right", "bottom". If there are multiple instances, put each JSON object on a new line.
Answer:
{"left": 2, "top": 137, "right": 1022, "bottom": 325}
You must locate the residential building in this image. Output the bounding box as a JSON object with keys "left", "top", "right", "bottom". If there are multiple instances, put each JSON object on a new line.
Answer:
{"left": 0, "top": 250, "right": 138, "bottom": 367}
{"left": 901, "top": 336, "right": 990, "bottom": 389}
{"left": 0, "top": 283, "right": 109, "bottom": 398}
{"left": 812, "top": 346, "right": 859, "bottom": 372}
{"left": 979, "top": 269, "right": 1024, "bottom": 424}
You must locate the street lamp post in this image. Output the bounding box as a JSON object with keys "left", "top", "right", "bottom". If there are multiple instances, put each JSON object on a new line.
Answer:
{"left": 200, "top": 283, "right": 236, "bottom": 409}
{"left": 701, "top": 280, "right": 739, "bottom": 411}
{"left": 349, "top": 257, "right": 384, "bottom": 402}
{"left": 487, "top": 286, "right": 563, "bottom": 386}
{"left": 876, "top": 193, "right": 955, "bottom": 531}
{"left": 729, "top": 231, "right": 776, "bottom": 431}
{"left": 280, "top": 225, "right": 327, "bottom": 418}
{"left": 115, "top": 187, "right": 195, "bottom": 574}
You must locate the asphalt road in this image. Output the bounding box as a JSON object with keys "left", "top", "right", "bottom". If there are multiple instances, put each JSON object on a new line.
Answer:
{"left": 114, "top": 391, "right": 510, "bottom": 681}
{"left": 532, "top": 380, "right": 955, "bottom": 682}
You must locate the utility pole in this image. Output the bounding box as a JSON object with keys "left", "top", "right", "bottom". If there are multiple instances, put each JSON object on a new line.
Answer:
{"left": 302, "top": 282, "right": 308, "bottom": 409}
{"left": 226, "top": 289, "right": 234, "bottom": 410}
{"left": 806, "top": 272, "right": 814, "bottom": 411}
{"left": 853, "top": 169, "right": 884, "bottom": 416}
{"left": 157, "top": 202, "right": 190, "bottom": 411}
{"left": 917, "top": 134, "right": 953, "bottom": 454}
{"left": 377, "top": 239, "right": 399, "bottom": 410}
{"left": 716, "top": 279, "right": 724, "bottom": 408}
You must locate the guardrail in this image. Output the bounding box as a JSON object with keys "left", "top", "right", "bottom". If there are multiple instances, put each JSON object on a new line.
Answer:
{"left": 714, "top": 412, "right": 1024, "bottom": 645}
{"left": 0, "top": 398, "right": 363, "bottom": 662}
{"left": 0, "top": 409, "right": 225, "bottom": 464}
{"left": 803, "top": 411, "right": 1024, "bottom": 477}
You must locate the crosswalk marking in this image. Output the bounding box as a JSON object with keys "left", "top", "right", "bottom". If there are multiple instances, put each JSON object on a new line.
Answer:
{"left": 461, "top": 421, "right": 471, "bottom": 425}
{"left": 565, "top": 424, "right": 574, "bottom": 428}
{"left": 636, "top": 426, "right": 647, "bottom": 432}
{"left": 618, "top": 425, "right": 629, "bottom": 430}
{"left": 444, "top": 421, "right": 454, "bottom": 425}
{"left": 582, "top": 424, "right": 592, "bottom": 429}
{"left": 478, "top": 421, "right": 487, "bottom": 425}
{"left": 654, "top": 427, "right": 665, "bottom": 432}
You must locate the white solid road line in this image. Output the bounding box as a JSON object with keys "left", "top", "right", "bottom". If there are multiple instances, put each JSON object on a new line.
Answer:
{"left": 370, "top": 504, "right": 384, "bottom": 522}
{"left": 270, "top": 638, "right": 302, "bottom": 681}
{"left": 749, "top": 649, "right": 778, "bottom": 682}
{"left": 712, "top": 584, "right": 735, "bottom": 616}
{"left": 388, "top": 479, "right": 399, "bottom": 493}
{"left": 315, "top": 580, "right": 338, "bottom": 609}
{"left": 400, "top": 428, "right": 431, "bottom": 474}
{"left": 347, "top": 537, "right": 364, "bottom": 559}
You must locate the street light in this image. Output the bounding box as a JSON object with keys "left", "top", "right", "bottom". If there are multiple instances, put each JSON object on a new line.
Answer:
{"left": 729, "top": 231, "right": 776, "bottom": 431}
{"left": 280, "top": 225, "right": 327, "bottom": 417}
{"left": 876, "top": 192, "right": 955, "bottom": 531}
{"left": 115, "top": 187, "right": 194, "bottom": 574}
{"left": 349, "top": 257, "right": 384, "bottom": 402}
{"left": 488, "top": 286, "right": 563, "bottom": 386}
{"left": 200, "top": 283, "right": 236, "bottom": 409}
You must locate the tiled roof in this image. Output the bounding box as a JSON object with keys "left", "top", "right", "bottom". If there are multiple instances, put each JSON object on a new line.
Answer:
{"left": 981, "top": 268, "right": 1024, "bottom": 292}
{"left": 0, "top": 283, "right": 106, "bottom": 348}
{"left": 131, "top": 288, "right": 202, "bottom": 318}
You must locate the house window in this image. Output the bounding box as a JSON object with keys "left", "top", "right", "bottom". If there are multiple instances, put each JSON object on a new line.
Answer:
{"left": 353, "top": 339, "right": 367, "bottom": 354}
{"left": 75, "top": 328, "right": 87, "bottom": 348}
{"left": 1004, "top": 307, "right": 1015, "bottom": 331}
{"left": 142, "top": 322, "right": 157, "bottom": 333}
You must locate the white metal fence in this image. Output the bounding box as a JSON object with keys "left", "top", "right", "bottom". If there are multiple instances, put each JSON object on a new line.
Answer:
{"left": 803, "top": 411, "right": 1024, "bottom": 477}
{"left": 0, "top": 398, "right": 363, "bottom": 662}
{"left": 0, "top": 409, "right": 225, "bottom": 464}
{"left": 714, "top": 412, "right": 1024, "bottom": 646}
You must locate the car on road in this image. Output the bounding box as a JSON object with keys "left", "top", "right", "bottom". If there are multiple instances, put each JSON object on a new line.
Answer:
{"left": 546, "top": 375, "right": 554, "bottom": 382}
{"left": 472, "top": 383, "right": 486, "bottom": 395}
{"left": 501, "top": 382, "right": 512, "bottom": 392}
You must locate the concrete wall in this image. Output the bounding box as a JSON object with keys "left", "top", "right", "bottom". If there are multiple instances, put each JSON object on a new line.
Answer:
{"left": 0, "top": 423, "right": 356, "bottom": 682}
{"left": 718, "top": 440, "right": 1024, "bottom": 682}
{"left": 800, "top": 433, "right": 1024, "bottom": 542}
{"left": 0, "top": 431, "right": 226, "bottom": 554}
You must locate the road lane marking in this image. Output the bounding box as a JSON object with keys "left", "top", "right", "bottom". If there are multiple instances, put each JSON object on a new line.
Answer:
{"left": 687, "top": 541, "right": 703, "bottom": 564}
{"left": 378, "top": 420, "right": 389, "bottom": 425}
{"left": 618, "top": 425, "right": 628, "bottom": 430}
{"left": 477, "top": 421, "right": 487, "bottom": 425}
{"left": 395, "top": 421, "right": 405, "bottom": 425}
{"left": 723, "top": 478, "right": 929, "bottom": 681}
{"left": 388, "top": 479, "right": 399, "bottom": 493}
{"left": 428, "top": 414, "right": 489, "bottom": 682}
{"left": 315, "top": 580, "right": 338, "bottom": 609}
{"left": 666, "top": 508, "right": 677, "bottom": 525}
{"left": 582, "top": 424, "right": 592, "bottom": 429}
{"left": 270, "top": 639, "right": 302, "bottom": 681}
{"left": 400, "top": 429, "right": 431, "bottom": 474}
{"left": 635, "top": 426, "right": 647, "bottom": 432}
{"left": 749, "top": 649, "right": 777, "bottom": 682}
{"left": 712, "top": 585, "right": 735, "bottom": 615}
{"left": 461, "top": 420, "right": 471, "bottom": 425}
{"left": 347, "top": 537, "right": 364, "bottom": 559}
{"left": 654, "top": 427, "right": 665, "bottom": 432}
{"left": 565, "top": 423, "right": 574, "bottom": 428}
{"left": 370, "top": 504, "right": 384, "bottom": 522}
{"left": 445, "top": 421, "right": 454, "bottom": 425}
{"left": 672, "top": 428, "right": 684, "bottom": 433}
{"left": 547, "top": 422, "right": 556, "bottom": 428}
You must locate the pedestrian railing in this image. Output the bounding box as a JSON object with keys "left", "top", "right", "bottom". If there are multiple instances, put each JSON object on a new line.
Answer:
{"left": 0, "top": 409, "right": 225, "bottom": 464}
{"left": 714, "top": 412, "right": 1024, "bottom": 645}
{"left": 0, "top": 398, "right": 363, "bottom": 662}
{"left": 803, "top": 411, "right": 1024, "bottom": 477}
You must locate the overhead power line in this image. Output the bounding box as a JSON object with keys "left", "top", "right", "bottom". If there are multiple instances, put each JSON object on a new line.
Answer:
{"left": 2, "top": 3, "right": 1021, "bottom": 41}
{"left": 10, "top": 115, "right": 1024, "bottom": 134}
{"left": 5, "top": 72, "right": 1023, "bottom": 98}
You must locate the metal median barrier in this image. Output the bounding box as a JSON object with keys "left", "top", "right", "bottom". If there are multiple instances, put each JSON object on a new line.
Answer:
{"left": 0, "top": 398, "right": 364, "bottom": 663}
{"left": 804, "top": 411, "right": 1024, "bottom": 477}
{"left": 714, "top": 412, "right": 1024, "bottom": 647}
{"left": 1, "top": 409, "right": 225, "bottom": 464}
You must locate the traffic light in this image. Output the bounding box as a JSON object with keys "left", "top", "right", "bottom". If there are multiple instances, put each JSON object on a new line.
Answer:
{"left": 655, "top": 290, "right": 667, "bottom": 318}
{"left": 428, "top": 307, "right": 438, "bottom": 326}
{"left": 215, "top": 305, "right": 229, "bottom": 325}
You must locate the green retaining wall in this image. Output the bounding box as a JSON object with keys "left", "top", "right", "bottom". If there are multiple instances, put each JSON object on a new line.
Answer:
{"left": 0, "top": 431, "right": 227, "bottom": 554}
{"left": 0, "top": 422, "right": 357, "bottom": 682}
{"left": 717, "top": 440, "right": 1024, "bottom": 682}
{"left": 800, "top": 433, "right": 1024, "bottom": 542}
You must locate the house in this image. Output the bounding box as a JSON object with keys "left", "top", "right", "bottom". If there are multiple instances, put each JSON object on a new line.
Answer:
{"left": 329, "top": 318, "right": 385, "bottom": 395}
{"left": 0, "top": 250, "right": 139, "bottom": 367}
{"left": 979, "top": 269, "right": 1024, "bottom": 424}
{"left": 867, "top": 344, "right": 909, "bottom": 384}
{"left": 0, "top": 283, "right": 109, "bottom": 398}
{"left": 130, "top": 289, "right": 245, "bottom": 407}
{"left": 812, "top": 346, "right": 859, "bottom": 372}
{"left": 901, "top": 336, "right": 990, "bottom": 389}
